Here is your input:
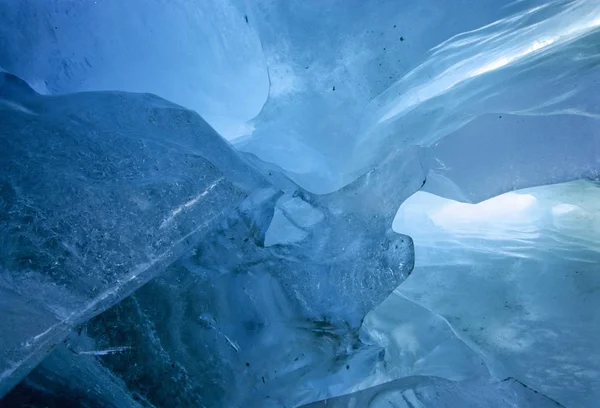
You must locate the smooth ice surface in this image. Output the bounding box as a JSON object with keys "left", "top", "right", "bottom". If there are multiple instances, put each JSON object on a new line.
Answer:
{"left": 383, "top": 180, "right": 600, "bottom": 407}
{"left": 237, "top": 0, "right": 600, "bottom": 192}
{"left": 3, "top": 1, "right": 600, "bottom": 193}
{"left": 362, "top": 292, "right": 490, "bottom": 384}
{"left": 2, "top": 1, "right": 600, "bottom": 407}
{"left": 421, "top": 113, "right": 600, "bottom": 203}
{"left": 0, "top": 0, "right": 268, "bottom": 138}
{"left": 302, "top": 376, "right": 564, "bottom": 408}
{"left": 0, "top": 72, "right": 266, "bottom": 396}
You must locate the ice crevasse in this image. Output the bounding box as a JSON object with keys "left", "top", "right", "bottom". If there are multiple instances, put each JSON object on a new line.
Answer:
{"left": 1, "top": 0, "right": 600, "bottom": 407}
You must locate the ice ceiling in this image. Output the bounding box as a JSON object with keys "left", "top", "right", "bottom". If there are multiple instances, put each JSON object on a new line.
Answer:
{"left": 1, "top": 0, "right": 600, "bottom": 407}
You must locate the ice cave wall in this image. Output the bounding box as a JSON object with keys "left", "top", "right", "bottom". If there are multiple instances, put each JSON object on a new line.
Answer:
{"left": 0, "top": 75, "right": 421, "bottom": 406}
{"left": 5, "top": 0, "right": 600, "bottom": 193}
{"left": 0, "top": 71, "right": 269, "bottom": 397}
{"left": 1, "top": 0, "right": 600, "bottom": 407}
{"left": 361, "top": 181, "right": 600, "bottom": 407}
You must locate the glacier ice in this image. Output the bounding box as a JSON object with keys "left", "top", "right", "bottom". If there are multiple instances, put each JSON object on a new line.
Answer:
{"left": 362, "top": 292, "right": 490, "bottom": 383}
{"left": 421, "top": 113, "right": 600, "bottom": 203}
{"left": 377, "top": 180, "right": 600, "bottom": 407}
{"left": 0, "top": 72, "right": 268, "bottom": 396}
{"left": 5, "top": 0, "right": 600, "bottom": 193}
{"left": 0, "top": 73, "right": 420, "bottom": 406}
{"left": 0, "top": 0, "right": 269, "bottom": 138}
{"left": 302, "top": 376, "right": 565, "bottom": 408}
{"left": 1, "top": 163, "right": 419, "bottom": 405}
{"left": 238, "top": 0, "right": 600, "bottom": 192}
{"left": 3, "top": 337, "right": 141, "bottom": 408}
{"left": 2, "top": 0, "right": 600, "bottom": 407}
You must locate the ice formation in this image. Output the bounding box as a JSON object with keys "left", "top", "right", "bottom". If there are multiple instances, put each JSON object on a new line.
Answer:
{"left": 0, "top": 0, "right": 268, "bottom": 139}
{"left": 0, "top": 73, "right": 419, "bottom": 406}
{"left": 376, "top": 180, "right": 600, "bottom": 408}
{"left": 1, "top": 0, "right": 600, "bottom": 407}
{"left": 0, "top": 72, "right": 267, "bottom": 397}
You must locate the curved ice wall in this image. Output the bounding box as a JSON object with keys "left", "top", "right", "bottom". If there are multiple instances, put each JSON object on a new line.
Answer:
{"left": 0, "top": 75, "right": 420, "bottom": 406}
{"left": 0, "top": 0, "right": 269, "bottom": 138}
{"left": 364, "top": 180, "right": 600, "bottom": 407}
{"left": 1, "top": 0, "right": 600, "bottom": 407}
{"left": 4, "top": 0, "right": 600, "bottom": 193}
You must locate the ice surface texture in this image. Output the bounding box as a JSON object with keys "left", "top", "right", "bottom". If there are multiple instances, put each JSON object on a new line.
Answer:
{"left": 0, "top": 72, "right": 266, "bottom": 396}
{"left": 302, "top": 376, "right": 564, "bottom": 408}
{"left": 0, "top": 0, "right": 268, "bottom": 139}
{"left": 373, "top": 180, "right": 600, "bottom": 407}
{"left": 2, "top": 0, "right": 600, "bottom": 407}
{"left": 4, "top": 0, "right": 600, "bottom": 193}
{"left": 0, "top": 73, "right": 419, "bottom": 406}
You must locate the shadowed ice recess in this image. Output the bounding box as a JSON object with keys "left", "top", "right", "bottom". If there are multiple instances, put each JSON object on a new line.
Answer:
{"left": 1, "top": 0, "right": 600, "bottom": 407}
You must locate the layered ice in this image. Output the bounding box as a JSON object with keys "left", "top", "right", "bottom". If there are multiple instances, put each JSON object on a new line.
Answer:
{"left": 240, "top": 0, "right": 600, "bottom": 192}
{"left": 1, "top": 0, "right": 600, "bottom": 407}
{"left": 0, "top": 73, "right": 420, "bottom": 405}
{"left": 1, "top": 159, "right": 421, "bottom": 406}
{"left": 372, "top": 180, "right": 600, "bottom": 407}
{"left": 4, "top": 1, "right": 599, "bottom": 193}
{"left": 303, "top": 376, "right": 564, "bottom": 408}
{"left": 421, "top": 112, "right": 600, "bottom": 203}
{"left": 0, "top": 72, "right": 267, "bottom": 396}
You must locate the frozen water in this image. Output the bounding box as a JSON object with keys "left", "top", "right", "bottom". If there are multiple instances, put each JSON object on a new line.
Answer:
{"left": 360, "top": 0, "right": 600, "bottom": 195}
{"left": 4, "top": 1, "right": 600, "bottom": 193}
{"left": 362, "top": 293, "right": 490, "bottom": 383}
{"left": 0, "top": 0, "right": 268, "bottom": 139}
{"left": 238, "top": 0, "right": 600, "bottom": 192}
{"left": 0, "top": 72, "right": 421, "bottom": 405}
{"left": 2, "top": 149, "right": 421, "bottom": 407}
{"left": 233, "top": 0, "right": 524, "bottom": 192}
{"left": 2, "top": 0, "right": 600, "bottom": 407}
{"left": 421, "top": 113, "right": 600, "bottom": 203}
{"left": 0, "top": 72, "right": 267, "bottom": 396}
{"left": 302, "top": 376, "right": 564, "bottom": 408}
{"left": 2, "top": 334, "right": 141, "bottom": 408}
{"left": 379, "top": 180, "right": 600, "bottom": 407}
